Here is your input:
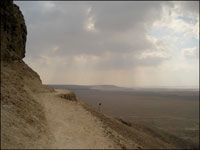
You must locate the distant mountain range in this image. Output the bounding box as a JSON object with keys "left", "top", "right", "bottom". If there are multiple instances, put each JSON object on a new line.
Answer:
{"left": 48, "top": 84, "right": 127, "bottom": 91}
{"left": 48, "top": 84, "right": 199, "bottom": 92}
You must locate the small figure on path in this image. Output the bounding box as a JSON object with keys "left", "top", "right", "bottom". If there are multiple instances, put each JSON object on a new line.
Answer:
{"left": 98, "top": 102, "right": 101, "bottom": 112}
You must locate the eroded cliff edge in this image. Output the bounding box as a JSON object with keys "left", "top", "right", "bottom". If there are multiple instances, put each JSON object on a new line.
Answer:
{"left": 1, "top": 1, "right": 54, "bottom": 148}
{"left": 1, "top": 0, "right": 26, "bottom": 61}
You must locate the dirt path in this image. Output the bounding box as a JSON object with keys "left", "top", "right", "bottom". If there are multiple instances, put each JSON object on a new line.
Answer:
{"left": 37, "top": 89, "right": 120, "bottom": 149}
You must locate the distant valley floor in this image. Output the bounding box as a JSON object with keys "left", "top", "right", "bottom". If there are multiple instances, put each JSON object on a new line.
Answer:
{"left": 49, "top": 85, "right": 199, "bottom": 148}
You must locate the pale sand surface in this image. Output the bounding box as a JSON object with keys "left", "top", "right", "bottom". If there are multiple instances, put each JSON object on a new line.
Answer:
{"left": 37, "top": 88, "right": 122, "bottom": 149}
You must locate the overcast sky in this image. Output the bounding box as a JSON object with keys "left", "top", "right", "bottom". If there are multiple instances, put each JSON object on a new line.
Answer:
{"left": 15, "top": 1, "right": 199, "bottom": 87}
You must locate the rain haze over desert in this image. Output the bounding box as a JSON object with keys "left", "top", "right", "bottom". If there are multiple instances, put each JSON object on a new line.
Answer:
{"left": 16, "top": 0, "right": 199, "bottom": 147}
{"left": 16, "top": 1, "right": 199, "bottom": 88}
{"left": 1, "top": 1, "right": 199, "bottom": 149}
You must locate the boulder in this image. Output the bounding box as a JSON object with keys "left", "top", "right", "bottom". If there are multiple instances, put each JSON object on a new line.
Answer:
{"left": 58, "top": 92, "right": 77, "bottom": 102}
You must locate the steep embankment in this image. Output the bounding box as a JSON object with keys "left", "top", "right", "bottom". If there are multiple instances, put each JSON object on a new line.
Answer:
{"left": 36, "top": 89, "right": 130, "bottom": 149}
{"left": 1, "top": 61, "right": 54, "bottom": 149}
{"left": 1, "top": 1, "right": 194, "bottom": 149}
{"left": 1, "top": 1, "right": 53, "bottom": 148}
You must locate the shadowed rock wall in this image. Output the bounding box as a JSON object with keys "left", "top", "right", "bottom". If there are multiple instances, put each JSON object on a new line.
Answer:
{"left": 1, "top": 0, "right": 27, "bottom": 61}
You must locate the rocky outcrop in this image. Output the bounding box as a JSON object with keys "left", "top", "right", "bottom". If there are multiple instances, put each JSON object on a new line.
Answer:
{"left": 1, "top": 0, "right": 27, "bottom": 61}
{"left": 58, "top": 92, "right": 77, "bottom": 102}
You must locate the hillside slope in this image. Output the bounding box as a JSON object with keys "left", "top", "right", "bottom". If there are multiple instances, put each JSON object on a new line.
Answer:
{"left": 1, "top": 1, "right": 53, "bottom": 148}
{"left": 36, "top": 89, "right": 138, "bottom": 149}
{"left": 1, "top": 61, "right": 194, "bottom": 149}
{"left": 2, "top": 61, "right": 192, "bottom": 149}
{"left": 1, "top": 61, "right": 54, "bottom": 149}
{"left": 1, "top": 1, "right": 195, "bottom": 149}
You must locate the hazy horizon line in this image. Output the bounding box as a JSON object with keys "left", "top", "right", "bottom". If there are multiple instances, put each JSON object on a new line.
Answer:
{"left": 46, "top": 83, "right": 199, "bottom": 89}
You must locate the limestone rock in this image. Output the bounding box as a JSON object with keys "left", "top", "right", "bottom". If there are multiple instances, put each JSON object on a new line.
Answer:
{"left": 58, "top": 92, "right": 77, "bottom": 102}
{"left": 1, "top": 0, "right": 27, "bottom": 61}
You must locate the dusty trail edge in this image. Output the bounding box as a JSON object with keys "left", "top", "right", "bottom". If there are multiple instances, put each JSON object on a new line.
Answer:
{"left": 36, "top": 88, "right": 139, "bottom": 149}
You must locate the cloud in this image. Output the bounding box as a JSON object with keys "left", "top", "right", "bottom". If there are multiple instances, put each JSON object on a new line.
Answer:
{"left": 17, "top": 1, "right": 170, "bottom": 65}
{"left": 182, "top": 47, "right": 199, "bottom": 59}
{"left": 173, "top": 1, "right": 199, "bottom": 17}
{"left": 153, "top": 2, "right": 199, "bottom": 40}
{"left": 15, "top": 1, "right": 199, "bottom": 86}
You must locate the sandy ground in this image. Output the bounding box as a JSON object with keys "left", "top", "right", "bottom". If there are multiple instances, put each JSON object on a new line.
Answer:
{"left": 1, "top": 62, "right": 135, "bottom": 149}
{"left": 2, "top": 61, "right": 188, "bottom": 149}
{"left": 37, "top": 88, "right": 120, "bottom": 149}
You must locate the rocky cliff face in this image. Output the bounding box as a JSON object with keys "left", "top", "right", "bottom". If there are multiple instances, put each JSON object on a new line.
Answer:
{"left": 1, "top": 1, "right": 54, "bottom": 148}
{"left": 1, "top": 0, "right": 27, "bottom": 61}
